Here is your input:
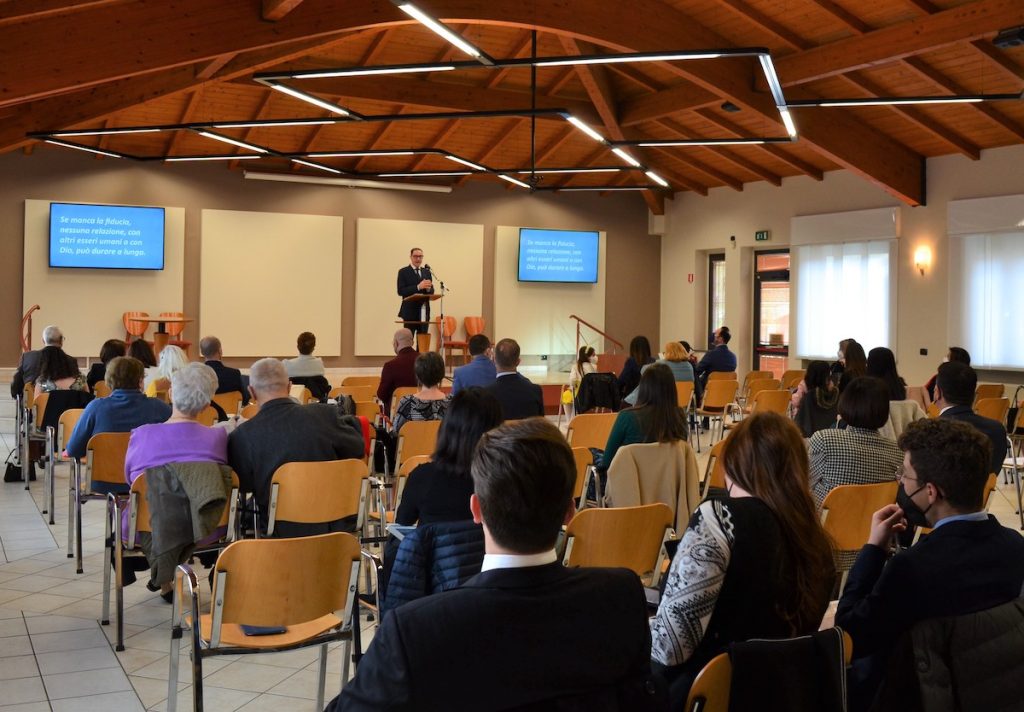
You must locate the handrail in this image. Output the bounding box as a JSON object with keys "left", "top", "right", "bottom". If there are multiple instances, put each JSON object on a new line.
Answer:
{"left": 20, "top": 305, "right": 40, "bottom": 353}
{"left": 569, "top": 314, "right": 624, "bottom": 355}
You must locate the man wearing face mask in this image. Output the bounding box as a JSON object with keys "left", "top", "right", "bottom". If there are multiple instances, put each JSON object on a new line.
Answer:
{"left": 836, "top": 418, "right": 1024, "bottom": 711}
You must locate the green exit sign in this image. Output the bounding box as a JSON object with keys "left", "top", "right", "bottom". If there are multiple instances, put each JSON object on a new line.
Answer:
{"left": 754, "top": 229, "right": 771, "bottom": 242}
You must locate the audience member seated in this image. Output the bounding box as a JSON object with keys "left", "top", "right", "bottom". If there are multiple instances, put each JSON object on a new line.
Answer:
{"left": 568, "top": 345, "right": 597, "bottom": 398}
{"left": 393, "top": 352, "right": 451, "bottom": 434}
{"left": 625, "top": 340, "right": 694, "bottom": 406}
{"left": 377, "top": 328, "right": 418, "bottom": 412}
{"left": 694, "top": 326, "right": 737, "bottom": 388}
{"left": 837, "top": 340, "right": 867, "bottom": 393}
{"left": 123, "top": 363, "right": 228, "bottom": 598}
{"left": 34, "top": 344, "right": 86, "bottom": 398}
{"left": 793, "top": 360, "right": 839, "bottom": 437}
{"left": 327, "top": 419, "right": 663, "bottom": 711}
{"left": 651, "top": 412, "right": 835, "bottom": 709}
{"left": 128, "top": 338, "right": 159, "bottom": 390}
{"left": 617, "top": 335, "right": 655, "bottom": 399}
{"left": 485, "top": 338, "right": 544, "bottom": 420}
{"left": 144, "top": 344, "right": 188, "bottom": 398}
{"left": 836, "top": 418, "right": 1024, "bottom": 712}
{"left": 602, "top": 364, "right": 688, "bottom": 474}
{"left": 66, "top": 357, "right": 172, "bottom": 480}
{"left": 199, "top": 335, "right": 247, "bottom": 404}
{"left": 450, "top": 334, "right": 496, "bottom": 395}
{"left": 922, "top": 345, "right": 970, "bottom": 407}
{"left": 86, "top": 339, "right": 126, "bottom": 392}
{"left": 283, "top": 331, "right": 325, "bottom": 378}
{"left": 12, "top": 325, "right": 70, "bottom": 397}
{"left": 868, "top": 346, "right": 925, "bottom": 440}
{"left": 227, "top": 358, "right": 364, "bottom": 535}
{"left": 809, "top": 377, "right": 902, "bottom": 507}
{"left": 933, "top": 360, "right": 1007, "bottom": 487}
{"left": 829, "top": 337, "right": 855, "bottom": 386}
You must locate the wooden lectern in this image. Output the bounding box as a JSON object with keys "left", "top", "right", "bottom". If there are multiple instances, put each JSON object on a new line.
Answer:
{"left": 399, "top": 294, "right": 442, "bottom": 353}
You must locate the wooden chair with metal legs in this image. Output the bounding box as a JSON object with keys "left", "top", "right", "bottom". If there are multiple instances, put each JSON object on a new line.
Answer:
{"left": 566, "top": 412, "right": 618, "bottom": 450}
{"left": 368, "top": 455, "right": 428, "bottom": 542}
{"left": 240, "top": 402, "right": 259, "bottom": 419}
{"left": 70, "top": 432, "right": 131, "bottom": 574}
{"left": 913, "top": 472, "right": 1003, "bottom": 544}
{"left": 701, "top": 435, "right": 729, "bottom": 497}
{"left": 265, "top": 459, "right": 370, "bottom": 538}
{"left": 780, "top": 369, "right": 805, "bottom": 391}
{"left": 395, "top": 419, "right": 441, "bottom": 471}
{"left": 675, "top": 382, "right": 695, "bottom": 412}
{"left": 168, "top": 532, "right": 362, "bottom": 712}
{"left": 212, "top": 390, "right": 244, "bottom": 417}
{"left": 21, "top": 391, "right": 49, "bottom": 495}
{"left": 739, "top": 370, "right": 773, "bottom": 399}
{"left": 290, "top": 385, "right": 314, "bottom": 405}
{"left": 330, "top": 385, "right": 375, "bottom": 402}
{"left": 562, "top": 503, "right": 675, "bottom": 587}
{"left": 571, "top": 447, "right": 600, "bottom": 512}
{"left": 389, "top": 387, "right": 419, "bottom": 421}
{"left": 707, "top": 371, "right": 737, "bottom": 382}
{"left": 694, "top": 380, "right": 739, "bottom": 453}
{"left": 342, "top": 375, "right": 382, "bottom": 390}
{"left": 93, "top": 381, "right": 112, "bottom": 397}
{"left": 105, "top": 470, "right": 240, "bottom": 651}
{"left": 975, "top": 396, "right": 1009, "bottom": 424}
{"left": 820, "top": 481, "right": 899, "bottom": 593}
{"left": 975, "top": 383, "right": 1004, "bottom": 404}
{"left": 45, "top": 408, "right": 84, "bottom": 526}
{"left": 195, "top": 406, "right": 219, "bottom": 427}
{"left": 354, "top": 400, "right": 381, "bottom": 420}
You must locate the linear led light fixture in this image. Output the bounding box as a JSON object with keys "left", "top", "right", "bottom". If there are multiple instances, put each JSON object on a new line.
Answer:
{"left": 44, "top": 139, "right": 124, "bottom": 158}
{"left": 244, "top": 170, "right": 453, "bottom": 193}
{"left": 565, "top": 116, "right": 606, "bottom": 143}
{"left": 645, "top": 171, "right": 669, "bottom": 188}
{"left": 445, "top": 155, "right": 486, "bottom": 171}
{"left": 498, "top": 174, "right": 531, "bottom": 189}
{"left": 195, "top": 130, "right": 269, "bottom": 154}
{"left": 213, "top": 119, "right": 336, "bottom": 128}
{"left": 623, "top": 137, "right": 792, "bottom": 146}
{"left": 511, "top": 167, "right": 625, "bottom": 174}
{"left": 51, "top": 128, "right": 160, "bottom": 137}
{"left": 165, "top": 155, "right": 263, "bottom": 162}
{"left": 757, "top": 54, "right": 797, "bottom": 139}
{"left": 536, "top": 51, "right": 722, "bottom": 67}
{"left": 311, "top": 150, "right": 417, "bottom": 157}
{"left": 265, "top": 82, "right": 353, "bottom": 117}
{"left": 787, "top": 92, "right": 1024, "bottom": 107}
{"left": 534, "top": 185, "right": 658, "bottom": 192}
{"left": 393, "top": 1, "right": 494, "bottom": 65}
{"left": 611, "top": 148, "right": 642, "bottom": 167}
{"left": 298, "top": 64, "right": 457, "bottom": 79}
{"left": 292, "top": 158, "right": 344, "bottom": 174}
{"left": 378, "top": 171, "right": 472, "bottom": 177}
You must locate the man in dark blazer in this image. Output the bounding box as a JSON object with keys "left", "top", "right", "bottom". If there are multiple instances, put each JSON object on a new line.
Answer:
{"left": 836, "top": 418, "right": 1024, "bottom": 711}
{"left": 396, "top": 246, "right": 433, "bottom": 334}
{"left": 693, "top": 325, "right": 737, "bottom": 385}
{"left": 486, "top": 338, "right": 544, "bottom": 420}
{"left": 327, "top": 419, "right": 663, "bottom": 712}
{"left": 934, "top": 360, "right": 1007, "bottom": 476}
{"left": 199, "top": 335, "right": 248, "bottom": 405}
{"left": 11, "top": 325, "right": 68, "bottom": 397}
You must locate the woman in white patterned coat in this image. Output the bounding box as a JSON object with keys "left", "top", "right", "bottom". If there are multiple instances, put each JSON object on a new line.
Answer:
{"left": 650, "top": 412, "right": 836, "bottom": 709}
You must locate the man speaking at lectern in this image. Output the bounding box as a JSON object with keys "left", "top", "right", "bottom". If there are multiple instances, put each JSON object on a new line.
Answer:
{"left": 397, "top": 247, "right": 434, "bottom": 335}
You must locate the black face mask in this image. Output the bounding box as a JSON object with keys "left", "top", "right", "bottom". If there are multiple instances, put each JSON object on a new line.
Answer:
{"left": 897, "top": 483, "right": 932, "bottom": 530}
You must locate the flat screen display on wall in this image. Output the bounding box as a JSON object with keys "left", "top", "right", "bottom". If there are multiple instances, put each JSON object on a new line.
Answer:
{"left": 517, "top": 228, "right": 599, "bottom": 283}
{"left": 49, "top": 202, "right": 165, "bottom": 270}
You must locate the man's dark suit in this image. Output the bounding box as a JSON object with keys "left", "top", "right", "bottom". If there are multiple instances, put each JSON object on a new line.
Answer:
{"left": 328, "top": 563, "right": 662, "bottom": 711}
{"left": 396, "top": 264, "right": 434, "bottom": 333}
{"left": 377, "top": 347, "right": 419, "bottom": 411}
{"left": 693, "top": 344, "right": 737, "bottom": 382}
{"left": 836, "top": 516, "right": 1024, "bottom": 710}
{"left": 487, "top": 372, "right": 544, "bottom": 420}
{"left": 11, "top": 349, "right": 43, "bottom": 397}
{"left": 205, "top": 359, "right": 248, "bottom": 405}
{"left": 940, "top": 404, "right": 1008, "bottom": 477}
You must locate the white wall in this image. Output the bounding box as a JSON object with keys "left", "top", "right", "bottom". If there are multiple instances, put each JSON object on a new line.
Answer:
{"left": 660, "top": 144, "right": 1024, "bottom": 385}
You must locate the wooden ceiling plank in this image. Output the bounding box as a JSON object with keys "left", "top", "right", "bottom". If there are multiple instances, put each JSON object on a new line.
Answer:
{"left": 902, "top": 0, "right": 941, "bottom": 13}
{"left": 695, "top": 107, "right": 824, "bottom": 180}
{"left": 486, "top": 30, "right": 535, "bottom": 90}
{"left": 774, "top": 0, "right": 1024, "bottom": 87}
{"left": 231, "top": 91, "right": 275, "bottom": 169}
{"left": 454, "top": 117, "right": 526, "bottom": 185}
{"left": 196, "top": 53, "right": 239, "bottom": 81}
{"left": 969, "top": 41, "right": 1024, "bottom": 85}
{"left": 354, "top": 106, "right": 411, "bottom": 171}
{"left": 657, "top": 118, "right": 783, "bottom": 186}
{"left": 0, "top": 0, "right": 128, "bottom": 27}
{"left": 534, "top": 125, "right": 575, "bottom": 165}
{"left": 164, "top": 88, "right": 203, "bottom": 155}
{"left": 263, "top": 0, "right": 305, "bottom": 22}
{"left": 619, "top": 83, "right": 721, "bottom": 127}
{"left": 545, "top": 67, "right": 576, "bottom": 95}
{"left": 649, "top": 145, "right": 743, "bottom": 190}
{"left": 606, "top": 65, "right": 664, "bottom": 93}
{"left": 405, "top": 119, "right": 462, "bottom": 171}
{"left": 806, "top": 0, "right": 873, "bottom": 34}
{"left": 710, "top": 0, "right": 812, "bottom": 50}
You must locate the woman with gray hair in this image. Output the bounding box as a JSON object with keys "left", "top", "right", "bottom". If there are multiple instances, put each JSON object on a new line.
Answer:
{"left": 123, "top": 362, "right": 228, "bottom": 598}
{"left": 144, "top": 344, "right": 189, "bottom": 399}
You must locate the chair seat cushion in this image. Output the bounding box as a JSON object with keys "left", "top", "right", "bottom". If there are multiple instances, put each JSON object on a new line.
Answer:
{"left": 200, "top": 612, "right": 342, "bottom": 649}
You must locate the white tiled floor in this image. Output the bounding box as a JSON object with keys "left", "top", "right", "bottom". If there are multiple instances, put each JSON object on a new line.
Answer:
{"left": 0, "top": 433, "right": 1021, "bottom": 711}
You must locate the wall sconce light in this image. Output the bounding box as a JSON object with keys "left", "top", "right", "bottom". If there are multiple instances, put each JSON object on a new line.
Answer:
{"left": 914, "top": 246, "right": 932, "bottom": 276}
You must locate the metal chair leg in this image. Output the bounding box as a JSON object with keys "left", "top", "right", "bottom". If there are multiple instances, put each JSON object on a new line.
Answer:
{"left": 67, "top": 461, "right": 76, "bottom": 558}
{"left": 75, "top": 464, "right": 84, "bottom": 574}
{"left": 101, "top": 496, "right": 113, "bottom": 626}
{"left": 316, "top": 643, "right": 328, "bottom": 710}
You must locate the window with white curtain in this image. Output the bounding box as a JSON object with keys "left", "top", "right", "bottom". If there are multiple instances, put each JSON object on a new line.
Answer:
{"left": 793, "top": 240, "right": 895, "bottom": 359}
{"left": 949, "top": 231, "right": 1024, "bottom": 369}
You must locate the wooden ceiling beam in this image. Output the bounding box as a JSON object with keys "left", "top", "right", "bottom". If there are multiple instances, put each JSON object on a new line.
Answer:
{"left": 533, "top": 125, "right": 575, "bottom": 165}
{"left": 230, "top": 91, "right": 275, "bottom": 169}
{"left": 0, "top": 0, "right": 129, "bottom": 27}
{"left": 618, "top": 83, "right": 721, "bottom": 127}
{"left": 404, "top": 119, "right": 462, "bottom": 171}
{"left": 196, "top": 53, "right": 239, "bottom": 81}
{"left": 774, "top": 0, "right": 1024, "bottom": 87}
{"left": 657, "top": 118, "right": 783, "bottom": 186}
{"left": 263, "top": 0, "right": 305, "bottom": 22}
{"left": 710, "top": 0, "right": 812, "bottom": 50}
{"left": 648, "top": 145, "right": 743, "bottom": 191}
{"left": 454, "top": 117, "right": 526, "bottom": 186}
{"left": 164, "top": 88, "right": 203, "bottom": 155}
{"left": 695, "top": 107, "right": 824, "bottom": 181}
{"left": 806, "top": 0, "right": 872, "bottom": 34}
{"left": 969, "top": 41, "right": 1024, "bottom": 85}
{"left": 606, "top": 65, "right": 663, "bottom": 93}
{"left": 486, "top": 30, "right": 535, "bottom": 90}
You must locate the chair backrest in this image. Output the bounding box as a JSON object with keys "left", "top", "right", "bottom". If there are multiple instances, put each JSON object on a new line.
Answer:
{"left": 390, "top": 386, "right": 419, "bottom": 418}
{"left": 975, "top": 383, "right": 1004, "bottom": 402}
{"left": 708, "top": 371, "right": 737, "bottom": 382}
{"left": 212, "top": 390, "right": 243, "bottom": 416}
{"left": 820, "top": 481, "right": 899, "bottom": 550}
{"left": 158, "top": 311, "right": 186, "bottom": 338}
{"left": 746, "top": 378, "right": 781, "bottom": 400}
{"left": 240, "top": 402, "right": 260, "bottom": 419}
{"left": 563, "top": 503, "right": 674, "bottom": 580}
{"left": 211, "top": 532, "right": 360, "bottom": 631}
{"left": 703, "top": 435, "right": 728, "bottom": 494}
{"left": 742, "top": 371, "right": 773, "bottom": 395}
{"left": 566, "top": 412, "right": 617, "bottom": 449}
{"left": 398, "top": 455, "right": 430, "bottom": 476}
{"left": 927, "top": 402, "right": 940, "bottom": 419}
{"left": 334, "top": 384, "right": 374, "bottom": 401}
{"left": 397, "top": 419, "right": 442, "bottom": 466}
{"left": 154, "top": 389, "right": 170, "bottom": 404}
{"left": 93, "top": 381, "right": 112, "bottom": 398}
{"left": 353, "top": 400, "right": 380, "bottom": 420}
{"left": 196, "top": 406, "right": 219, "bottom": 427}
{"left": 128, "top": 469, "right": 240, "bottom": 545}
{"left": 780, "top": 369, "right": 805, "bottom": 391}
{"left": 750, "top": 389, "right": 791, "bottom": 416}
{"left": 267, "top": 459, "right": 369, "bottom": 535}
{"left": 86, "top": 432, "right": 131, "bottom": 488}
{"left": 571, "top": 447, "right": 593, "bottom": 501}
{"left": 290, "top": 385, "right": 314, "bottom": 404}
{"left": 675, "top": 381, "right": 695, "bottom": 409}
{"left": 975, "top": 397, "right": 1009, "bottom": 425}
{"left": 701, "top": 380, "right": 739, "bottom": 410}
{"left": 983, "top": 472, "right": 998, "bottom": 509}
{"left": 31, "top": 391, "right": 49, "bottom": 429}
{"left": 435, "top": 315, "right": 457, "bottom": 339}
{"left": 342, "top": 375, "right": 382, "bottom": 389}
{"left": 22, "top": 383, "right": 34, "bottom": 410}
{"left": 57, "top": 408, "right": 85, "bottom": 456}
{"left": 122, "top": 311, "right": 149, "bottom": 339}
{"left": 463, "top": 316, "right": 485, "bottom": 337}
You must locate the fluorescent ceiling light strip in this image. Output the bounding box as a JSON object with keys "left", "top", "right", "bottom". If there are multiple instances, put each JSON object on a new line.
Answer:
{"left": 166, "top": 155, "right": 262, "bottom": 162}
{"left": 758, "top": 55, "right": 787, "bottom": 108}
{"left": 52, "top": 128, "right": 160, "bottom": 136}
{"left": 213, "top": 119, "right": 335, "bottom": 128}
{"left": 636, "top": 139, "right": 770, "bottom": 146}
{"left": 812, "top": 97, "right": 984, "bottom": 107}
{"left": 378, "top": 172, "right": 471, "bottom": 177}
{"left": 398, "top": 3, "right": 484, "bottom": 59}
{"left": 268, "top": 83, "right": 351, "bottom": 116}
{"left": 553, "top": 186, "right": 651, "bottom": 191}
{"left": 315, "top": 151, "right": 417, "bottom": 157}
{"left": 612, "top": 148, "right": 642, "bottom": 167}
{"left": 445, "top": 155, "right": 486, "bottom": 171}
{"left": 645, "top": 171, "right": 669, "bottom": 188}
{"left": 292, "top": 159, "right": 342, "bottom": 174}
{"left": 498, "top": 174, "right": 531, "bottom": 188}
{"left": 244, "top": 170, "right": 452, "bottom": 193}
{"left": 537, "top": 52, "right": 721, "bottom": 67}
{"left": 196, "top": 131, "right": 268, "bottom": 154}
{"left": 45, "top": 139, "right": 122, "bottom": 158}
{"left": 514, "top": 168, "right": 620, "bottom": 174}
{"left": 299, "top": 65, "right": 456, "bottom": 78}
{"left": 779, "top": 108, "right": 797, "bottom": 138}
{"left": 566, "top": 116, "right": 606, "bottom": 143}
